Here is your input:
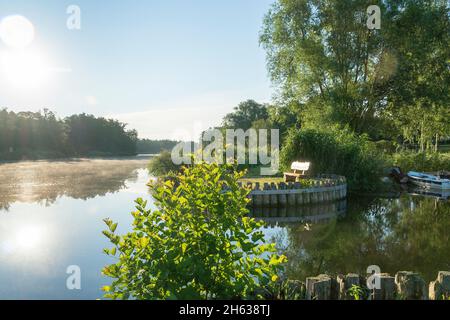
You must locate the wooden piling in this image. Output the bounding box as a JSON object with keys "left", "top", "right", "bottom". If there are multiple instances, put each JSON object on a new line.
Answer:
{"left": 303, "top": 191, "right": 310, "bottom": 204}
{"left": 268, "top": 183, "right": 277, "bottom": 207}
{"left": 278, "top": 182, "right": 287, "bottom": 207}
{"left": 263, "top": 183, "right": 270, "bottom": 206}
{"left": 318, "top": 190, "right": 324, "bottom": 202}
{"left": 254, "top": 182, "right": 262, "bottom": 207}
{"left": 246, "top": 175, "right": 347, "bottom": 209}
{"left": 287, "top": 182, "right": 296, "bottom": 206}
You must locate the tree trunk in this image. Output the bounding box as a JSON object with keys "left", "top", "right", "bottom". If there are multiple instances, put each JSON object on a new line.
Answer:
{"left": 420, "top": 120, "right": 425, "bottom": 153}
{"left": 435, "top": 133, "right": 439, "bottom": 153}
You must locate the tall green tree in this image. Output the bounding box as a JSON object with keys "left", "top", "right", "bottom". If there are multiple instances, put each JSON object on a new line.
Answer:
{"left": 384, "top": 1, "right": 450, "bottom": 151}
{"left": 260, "top": 0, "right": 450, "bottom": 143}
{"left": 65, "top": 113, "right": 137, "bottom": 156}
{"left": 223, "top": 100, "right": 269, "bottom": 130}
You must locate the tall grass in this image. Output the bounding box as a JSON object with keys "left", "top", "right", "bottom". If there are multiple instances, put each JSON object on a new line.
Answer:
{"left": 391, "top": 151, "right": 450, "bottom": 172}
{"left": 280, "top": 127, "right": 386, "bottom": 191}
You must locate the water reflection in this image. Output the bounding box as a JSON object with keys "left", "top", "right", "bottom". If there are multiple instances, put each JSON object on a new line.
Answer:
{"left": 0, "top": 157, "right": 449, "bottom": 299}
{"left": 11, "top": 225, "right": 45, "bottom": 250}
{"left": 274, "top": 195, "right": 450, "bottom": 282}
{"left": 249, "top": 200, "right": 347, "bottom": 226}
{"left": 0, "top": 164, "right": 152, "bottom": 300}
{"left": 407, "top": 186, "right": 450, "bottom": 201}
{"left": 0, "top": 157, "right": 150, "bottom": 210}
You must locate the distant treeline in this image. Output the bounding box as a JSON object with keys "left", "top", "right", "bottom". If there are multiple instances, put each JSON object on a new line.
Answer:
{"left": 0, "top": 109, "right": 138, "bottom": 160}
{"left": 136, "top": 139, "right": 179, "bottom": 154}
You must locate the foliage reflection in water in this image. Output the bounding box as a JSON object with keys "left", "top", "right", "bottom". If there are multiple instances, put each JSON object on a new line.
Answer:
{"left": 261, "top": 194, "right": 450, "bottom": 283}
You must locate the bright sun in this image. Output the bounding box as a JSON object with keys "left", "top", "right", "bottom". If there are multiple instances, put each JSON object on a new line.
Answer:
{"left": 0, "top": 15, "right": 35, "bottom": 49}
{"left": 0, "top": 15, "right": 52, "bottom": 90}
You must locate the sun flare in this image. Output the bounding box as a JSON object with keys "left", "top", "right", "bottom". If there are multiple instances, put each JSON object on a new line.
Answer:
{"left": 0, "top": 15, "right": 53, "bottom": 90}
{"left": 0, "top": 15, "right": 35, "bottom": 49}
{"left": 0, "top": 49, "right": 52, "bottom": 90}
{"left": 14, "top": 225, "right": 45, "bottom": 250}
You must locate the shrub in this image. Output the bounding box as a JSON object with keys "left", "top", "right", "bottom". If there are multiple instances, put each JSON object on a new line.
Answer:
{"left": 147, "top": 150, "right": 181, "bottom": 177}
{"left": 280, "top": 127, "right": 385, "bottom": 191}
{"left": 102, "top": 162, "right": 286, "bottom": 300}
{"left": 391, "top": 151, "right": 450, "bottom": 173}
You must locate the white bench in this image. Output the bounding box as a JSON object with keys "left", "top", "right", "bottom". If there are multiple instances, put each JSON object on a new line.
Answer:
{"left": 284, "top": 161, "right": 310, "bottom": 182}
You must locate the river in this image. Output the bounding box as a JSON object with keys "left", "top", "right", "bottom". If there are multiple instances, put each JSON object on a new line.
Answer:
{"left": 0, "top": 156, "right": 449, "bottom": 299}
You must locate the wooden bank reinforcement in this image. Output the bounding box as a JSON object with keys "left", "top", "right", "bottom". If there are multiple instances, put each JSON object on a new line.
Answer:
{"left": 240, "top": 175, "right": 347, "bottom": 207}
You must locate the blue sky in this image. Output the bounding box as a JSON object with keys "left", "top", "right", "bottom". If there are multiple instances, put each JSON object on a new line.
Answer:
{"left": 0, "top": 0, "right": 275, "bottom": 139}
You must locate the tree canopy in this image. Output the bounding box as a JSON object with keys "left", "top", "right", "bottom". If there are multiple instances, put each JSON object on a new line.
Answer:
{"left": 222, "top": 99, "right": 269, "bottom": 130}
{"left": 260, "top": 0, "right": 450, "bottom": 148}
{"left": 0, "top": 109, "right": 137, "bottom": 160}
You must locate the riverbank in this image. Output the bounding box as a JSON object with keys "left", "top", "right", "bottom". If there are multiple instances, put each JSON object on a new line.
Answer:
{"left": 241, "top": 175, "right": 347, "bottom": 207}
{"left": 0, "top": 153, "right": 155, "bottom": 164}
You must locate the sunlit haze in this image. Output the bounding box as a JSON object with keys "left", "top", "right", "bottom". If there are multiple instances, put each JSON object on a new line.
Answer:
{"left": 0, "top": 1, "right": 274, "bottom": 139}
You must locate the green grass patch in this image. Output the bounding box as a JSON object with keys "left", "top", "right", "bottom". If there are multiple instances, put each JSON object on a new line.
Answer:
{"left": 239, "top": 177, "right": 285, "bottom": 185}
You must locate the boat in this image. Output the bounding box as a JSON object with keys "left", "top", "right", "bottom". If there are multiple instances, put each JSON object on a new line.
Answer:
{"left": 407, "top": 171, "right": 450, "bottom": 190}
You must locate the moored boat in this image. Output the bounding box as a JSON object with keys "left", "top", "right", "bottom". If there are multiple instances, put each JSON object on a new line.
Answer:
{"left": 407, "top": 171, "right": 450, "bottom": 190}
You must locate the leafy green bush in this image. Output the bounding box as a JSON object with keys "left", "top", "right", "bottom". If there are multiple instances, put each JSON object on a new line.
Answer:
{"left": 147, "top": 150, "right": 181, "bottom": 177}
{"left": 280, "top": 127, "right": 385, "bottom": 191}
{"left": 102, "top": 162, "right": 286, "bottom": 300}
{"left": 347, "top": 285, "right": 370, "bottom": 301}
{"left": 262, "top": 279, "right": 306, "bottom": 300}
{"left": 391, "top": 151, "right": 450, "bottom": 172}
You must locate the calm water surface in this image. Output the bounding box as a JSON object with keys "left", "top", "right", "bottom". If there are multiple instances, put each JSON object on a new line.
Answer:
{"left": 0, "top": 157, "right": 449, "bottom": 299}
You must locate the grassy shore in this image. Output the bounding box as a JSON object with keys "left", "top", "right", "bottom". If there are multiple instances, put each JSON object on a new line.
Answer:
{"left": 239, "top": 177, "right": 285, "bottom": 184}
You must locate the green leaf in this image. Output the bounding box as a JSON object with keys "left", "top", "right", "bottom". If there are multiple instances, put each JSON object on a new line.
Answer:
{"left": 139, "top": 237, "right": 150, "bottom": 248}
{"left": 110, "top": 222, "right": 118, "bottom": 233}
